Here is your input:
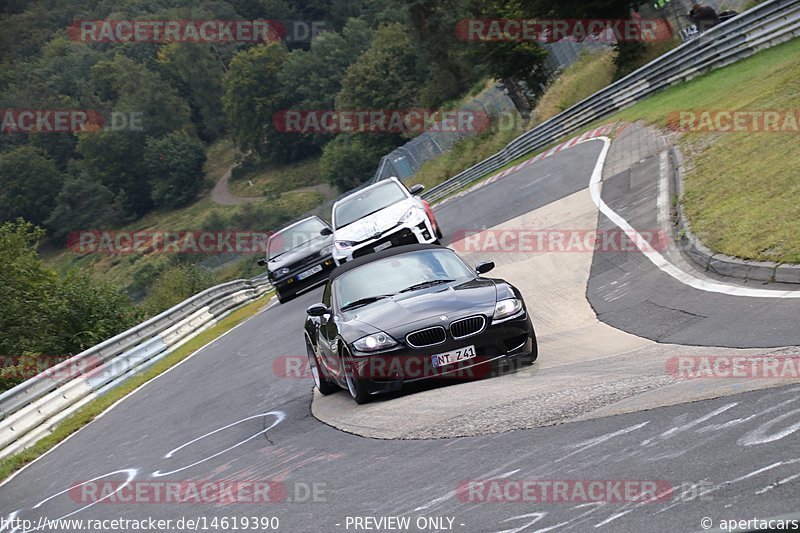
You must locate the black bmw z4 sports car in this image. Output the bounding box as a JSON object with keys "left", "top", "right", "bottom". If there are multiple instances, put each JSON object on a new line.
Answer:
{"left": 304, "top": 243, "right": 537, "bottom": 403}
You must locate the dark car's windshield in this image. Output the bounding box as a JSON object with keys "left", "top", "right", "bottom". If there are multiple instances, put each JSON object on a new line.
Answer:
{"left": 334, "top": 249, "right": 474, "bottom": 309}
{"left": 268, "top": 218, "right": 328, "bottom": 259}
{"left": 333, "top": 180, "right": 408, "bottom": 228}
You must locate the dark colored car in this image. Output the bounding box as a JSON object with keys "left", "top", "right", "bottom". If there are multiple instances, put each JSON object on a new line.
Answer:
{"left": 258, "top": 216, "right": 336, "bottom": 303}
{"left": 303, "top": 244, "right": 537, "bottom": 403}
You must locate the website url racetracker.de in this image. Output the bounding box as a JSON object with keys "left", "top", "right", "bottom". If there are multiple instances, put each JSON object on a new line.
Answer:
{"left": 1, "top": 515, "right": 281, "bottom": 532}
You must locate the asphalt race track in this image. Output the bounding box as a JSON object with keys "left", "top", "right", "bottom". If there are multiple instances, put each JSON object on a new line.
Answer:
{"left": 2, "top": 133, "right": 800, "bottom": 533}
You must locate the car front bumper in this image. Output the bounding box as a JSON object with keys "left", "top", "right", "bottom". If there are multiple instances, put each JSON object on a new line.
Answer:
{"left": 333, "top": 219, "right": 438, "bottom": 265}
{"left": 348, "top": 313, "right": 536, "bottom": 396}
{"left": 272, "top": 256, "right": 336, "bottom": 297}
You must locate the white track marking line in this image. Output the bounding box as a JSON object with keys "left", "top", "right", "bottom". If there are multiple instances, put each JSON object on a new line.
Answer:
{"left": 583, "top": 137, "right": 800, "bottom": 298}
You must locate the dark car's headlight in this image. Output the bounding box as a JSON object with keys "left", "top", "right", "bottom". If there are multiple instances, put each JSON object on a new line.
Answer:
{"left": 335, "top": 240, "right": 356, "bottom": 250}
{"left": 493, "top": 298, "right": 524, "bottom": 322}
{"left": 275, "top": 267, "right": 290, "bottom": 277}
{"left": 320, "top": 245, "right": 333, "bottom": 256}
{"left": 353, "top": 332, "right": 398, "bottom": 352}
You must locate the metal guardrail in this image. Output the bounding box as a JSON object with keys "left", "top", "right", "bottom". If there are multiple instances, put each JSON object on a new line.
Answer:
{"left": 0, "top": 276, "right": 272, "bottom": 459}
{"left": 420, "top": 0, "right": 800, "bottom": 204}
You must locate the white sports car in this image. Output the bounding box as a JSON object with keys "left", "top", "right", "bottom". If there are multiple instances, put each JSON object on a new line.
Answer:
{"left": 327, "top": 177, "right": 442, "bottom": 265}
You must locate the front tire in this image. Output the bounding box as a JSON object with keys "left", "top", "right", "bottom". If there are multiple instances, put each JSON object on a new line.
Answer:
{"left": 307, "top": 338, "right": 338, "bottom": 395}
{"left": 342, "top": 346, "right": 371, "bottom": 404}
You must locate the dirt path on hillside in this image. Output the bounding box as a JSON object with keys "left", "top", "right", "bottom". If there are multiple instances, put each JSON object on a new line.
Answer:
{"left": 211, "top": 166, "right": 337, "bottom": 206}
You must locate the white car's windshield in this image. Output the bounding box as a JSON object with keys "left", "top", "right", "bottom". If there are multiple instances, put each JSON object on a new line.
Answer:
{"left": 333, "top": 181, "right": 408, "bottom": 228}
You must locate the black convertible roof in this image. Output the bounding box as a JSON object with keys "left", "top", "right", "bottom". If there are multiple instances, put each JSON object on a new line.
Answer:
{"left": 328, "top": 243, "right": 448, "bottom": 281}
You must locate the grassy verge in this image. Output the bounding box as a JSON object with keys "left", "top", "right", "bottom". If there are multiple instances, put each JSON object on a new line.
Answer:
{"left": 0, "top": 291, "right": 273, "bottom": 482}
{"left": 613, "top": 37, "right": 800, "bottom": 263}
{"left": 228, "top": 155, "right": 327, "bottom": 198}
{"left": 533, "top": 50, "right": 617, "bottom": 123}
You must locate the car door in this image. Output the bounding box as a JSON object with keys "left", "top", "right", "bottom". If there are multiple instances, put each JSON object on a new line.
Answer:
{"left": 316, "top": 281, "right": 342, "bottom": 378}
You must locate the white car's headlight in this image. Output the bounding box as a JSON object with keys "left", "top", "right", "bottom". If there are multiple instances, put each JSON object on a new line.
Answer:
{"left": 353, "top": 332, "right": 398, "bottom": 352}
{"left": 335, "top": 240, "right": 356, "bottom": 250}
{"left": 399, "top": 206, "right": 426, "bottom": 225}
{"left": 320, "top": 245, "right": 333, "bottom": 256}
{"left": 493, "top": 298, "right": 524, "bottom": 322}
{"left": 275, "top": 267, "right": 290, "bottom": 277}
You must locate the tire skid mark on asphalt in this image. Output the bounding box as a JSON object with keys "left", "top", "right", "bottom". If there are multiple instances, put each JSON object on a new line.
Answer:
{"left": 395, "top": 399, "right": 800, "bottom": 531}
{"left": 1, "top": 469, "right": 138, "bottom": 532}
{"left": 152, "top": 411, "right": 285, "bottom": 477}
{"left": 3, "top": 411, "right": 287, "bottom": 529}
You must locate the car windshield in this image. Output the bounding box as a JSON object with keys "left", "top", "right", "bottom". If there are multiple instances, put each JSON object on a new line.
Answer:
{"left": 268, "top": 218, "right": 327, "bottom": 259}
{"left": 334, "top": 249, "right": 474, "bottom": 310}
{"left": 333, "top": 181, "right": 408, "bottom": 228}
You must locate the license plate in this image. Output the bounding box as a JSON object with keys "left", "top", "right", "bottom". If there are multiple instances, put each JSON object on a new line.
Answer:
{"left": 374, "top": 241, "right": 392, "bottom": 252}
{"left": 431, "top": 345, "right": 476, "bottom": 368}
{"left": 296, "top": 264, "right": 323, "bottom": 280}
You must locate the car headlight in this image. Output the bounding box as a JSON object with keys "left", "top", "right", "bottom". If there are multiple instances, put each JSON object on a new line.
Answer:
{"left": 398, "top": 206, "right": 426, "bottom": 225}
{"left": 319, "top": 245, "right": 333, "bottom": 256}
{"left": 275, "top": 267, "right": 290, "bottom": 277}
{"left": 335, "top": 240, "right": 356, "bottom": 250}
{"left": 353, "top": 332, "right": 398, "bottom": 352}
{"left": 493, "top": 298, "right": 524, "bottom": 322}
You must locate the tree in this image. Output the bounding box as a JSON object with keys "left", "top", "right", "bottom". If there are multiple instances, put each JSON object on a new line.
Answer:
{"left": 145, "top": 131, "right": 207, "bottom": 208}
{"left": 0, "top": 219, "right": 140, "bottom": 375}
{"left": 223, "top": 43, "right": 294, "bottom": 161}
{"left": 75, "top": 130, "right": 151, "bottom": 217}
{"left": 45, "top": 174, "right": 128, "bottom": 242}
{"left": 90, "top": 55, "right": 192, "bottom": 139}
{"left": 0, "top": 220, "right": 58, "bottom": 356}
{"left": 276, "top": 18, "right": 374, "bottom": 152}
{"left": 0, "top": 145, "right": 63, "bottom": 226}
{"left": 504, "top": 0, "right": 650, "bottom": 79}
{"left": 157, "top": 43, "right": 227, "bottom": 141}
{"left": 321, "top": 134, "right": 398, "bottom": 190}
{"left": 335, "top": 23, "right": 422, "bottom": 111}
{"left": 406, "top": 0, "right": 483, "bottom": 107}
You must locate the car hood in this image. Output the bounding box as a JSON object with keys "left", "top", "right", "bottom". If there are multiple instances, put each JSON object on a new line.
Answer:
{"left": 334, "top": 198, "right": 416, "bottom": 243}
{"left": 343, "top": 278, "right": 498, "bottom": 336}
{"left": 268, "top": 235, "right": 332, "bottom": 271}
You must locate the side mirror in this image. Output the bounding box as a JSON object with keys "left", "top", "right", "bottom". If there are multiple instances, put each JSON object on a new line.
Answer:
{"left": 475, "top": 261, "right": 495, "bottom": 274}
{"left": 320, "top": 227, "right": 333, "bottom": 236}
{"left": 257, "top": 258, "right": 267, "bottom": 267}
{"left": 409, "top": 184, "right": 425, "bottom": 195}
{"left": 307, "top": 303, "right": 330, "bottom": 317}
